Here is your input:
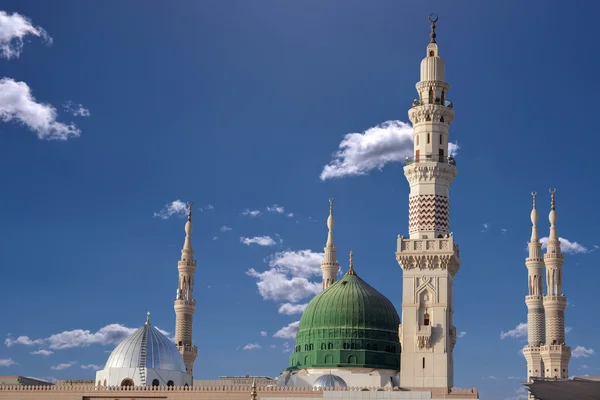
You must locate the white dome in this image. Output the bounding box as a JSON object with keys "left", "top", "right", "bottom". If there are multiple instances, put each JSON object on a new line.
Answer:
{"left": 313, "top": 373, "right": 347, "bottom": 389}
{"left": 104, "top": 322, "right": 185, "bottom": 372}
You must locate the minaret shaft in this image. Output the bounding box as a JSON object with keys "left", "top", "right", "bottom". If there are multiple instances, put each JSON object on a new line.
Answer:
{"left": 174, "top": 203, "right": 198, "bottom": 376}
{"left": 321, "top": 199, "right": 340, "bottom": 289}
{"left": 539, "top": 190, "right": 570, "bottom": 379}
{"left": 524, "top": 192, "right": 545, "bottom": 386}
{"left": 396, "top": 17, "right": 460, "bottom": 390}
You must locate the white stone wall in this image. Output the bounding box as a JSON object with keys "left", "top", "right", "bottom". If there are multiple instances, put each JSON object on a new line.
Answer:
{"left": 95, "top": 367, "right": 191, "bottom": 387}
{"left": 287, "top": 368, "right": 399, "bottom": 388}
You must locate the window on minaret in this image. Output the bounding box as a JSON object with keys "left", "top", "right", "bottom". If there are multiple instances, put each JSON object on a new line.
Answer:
{"left": 439, "top": 135, "right": 442, "bottom": 145}
{"left": 429, "top": 50, "right": 434, "bottom": 57}
{"left": 424, "top": 313, "right": 430, "bottom": 326}
{"left": 439, "top": 149, "right": 444, "bottom": 161}
{"left": 422, "top": 357, "right": 425, "bottom": 369}
{"left": 416, "top": 135, "right": 419, "bottom": 145}
{"left": 427, "top": 133, "right": 430, "bottom": 144}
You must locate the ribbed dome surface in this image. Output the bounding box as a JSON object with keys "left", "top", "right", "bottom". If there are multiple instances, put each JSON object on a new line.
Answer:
{"left": 313, "top": 374, "right": 347, "bottom": 389}
{"left": 289, "top": 270, "right": 400, "bottom": 371}
{"left": 300, "top": 273, "right": 400, "bottom": 332}
{"left": 105, "top": 323, "right": 185, "bottom": 372}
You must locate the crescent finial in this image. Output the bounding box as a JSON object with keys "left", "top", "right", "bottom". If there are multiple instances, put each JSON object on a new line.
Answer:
{"left": 428, "top": 13, "right": 438, "bottom": 23}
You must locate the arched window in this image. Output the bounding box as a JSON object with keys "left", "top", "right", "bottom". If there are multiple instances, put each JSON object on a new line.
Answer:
{"left": 309, "top": 344, "right": 314, "bottom": 351}
{"left": 167, "top": 380, "right": 174, "bottom": 388}
{"left": 366, "top": 343, "right": 371, "bottom": 350}
{"left": 325, "top": 354, "right": 333, "bottom": 363}
{"left": 328, "top": 343, "right": 333, "bottom": 349}
{"left": 304, "top": 355, "right": 310, "bottom": 365}
{"left": 321, "top": 343, "right": 326, "bottom": 350}
{"left": 305, "top": 344, "right": 309, "bottom": 351}
{"left": 184, "top": 384, "right": 189, "bottom": 389}
{"left": 348, "top": 355, "right": 357, "bottom": 364}
{"left": 152, "top": 379, "right": 160, "bottom": 387}
{"left": 427, "top": 133, "right": 431, "bottom": 144}
{"left": 429, "top": 50, "right": 434, "bottom": 57}
{"left": 350, "top": 343, "right": 356, "bottom": 349}
{"left": 343, "top": 343, "right": 350, "bottom": 350}
{"left": 424, "top": 312, "right": 430, "bottom": 326}
{"left": 121, "top": 378, "right": 134, "bottom": 387}
{"left": 97, "top": 380, "right": 101, "bottom": 386}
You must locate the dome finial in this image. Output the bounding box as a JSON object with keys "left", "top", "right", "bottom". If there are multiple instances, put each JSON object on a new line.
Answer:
{"left": 347, "top": 250, "right": 356, "bottom": 275}
{"left": 187, "top": 201, "right": 193, "bottom": 221}
{"left": 428, "top": 14, "right": 438, "bottom": 43}
{"left": 146, "top": 311, "right": 151, "bottom": 325}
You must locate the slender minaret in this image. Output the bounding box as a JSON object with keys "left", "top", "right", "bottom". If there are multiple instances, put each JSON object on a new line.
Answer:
{"left": 523, "top": 192, "right": 545, "bottom": 383}
{"left": 396, "top": 15, "right": 460, "bottom": 390}
{"left": 174, "top": 202, "right": 198, "bottom": 376}
{"left": 321, "top": 198, "right": 340, "bottom": 289}
{"left": 540, "top": 189, "right": 571, "bottom": 378}
{"left": 250, "top": 378, "right": 257, "bottom": 400}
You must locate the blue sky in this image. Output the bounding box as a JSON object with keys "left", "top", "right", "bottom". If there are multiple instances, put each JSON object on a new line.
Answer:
{"left": 0, "top": 1, "right": 598, "bottom": 399}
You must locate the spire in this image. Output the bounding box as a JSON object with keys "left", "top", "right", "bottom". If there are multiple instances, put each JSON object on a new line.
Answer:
{"left": 549, "top": 188, "right": 558, "bottom": 240}
{"left": 429, "top": 14, "right": 438, "bottom": 43}
{"left": 182, "top": 202, "right": 194, "bottom": 261}
{"left": 145, "top": 311, "right": 151, "bottom": 325}
{"left": 321, "top": 198, "right": 340, "bottom": 289}
{"left": 326, "top": 198, "right": 335, "bottom": 247}
{"left": 250, "top": 378, "right": 257, "bottom": 400}
{"left": 347, "top": 250, "right": 356, "bottom": 275}
{"left": 530, "top": 192, "right": 539, "bottom": 242}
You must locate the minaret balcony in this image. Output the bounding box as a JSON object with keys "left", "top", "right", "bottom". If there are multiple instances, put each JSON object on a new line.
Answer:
{"left": 416, "top": 324, "right": 432, "bottom": 350}
{"left": 412, "top": 98, "right": 453, "bottom": 109}
{"left": 405, "top": 154, "right": 456, "bottom": 166}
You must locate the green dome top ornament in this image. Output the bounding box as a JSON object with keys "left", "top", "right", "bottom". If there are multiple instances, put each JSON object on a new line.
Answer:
{"left": 289, "top": 251, "right": 401, "bottom": 371}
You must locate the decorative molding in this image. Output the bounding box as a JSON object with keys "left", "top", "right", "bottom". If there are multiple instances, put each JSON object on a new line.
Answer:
{"left": 404, "top": 164, "right": 456, "bottom": 186}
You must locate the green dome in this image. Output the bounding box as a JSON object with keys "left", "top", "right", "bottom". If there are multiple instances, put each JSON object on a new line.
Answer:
{"left": 289, "top": 269, "right": 400, "bottom": 371}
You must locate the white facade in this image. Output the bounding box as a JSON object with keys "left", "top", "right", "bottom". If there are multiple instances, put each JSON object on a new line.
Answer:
{"left": 281, "top": 368, "right": 399, "bottom": 389}
{"left": 395, "top": 17, "right": 460, "bottom": 390}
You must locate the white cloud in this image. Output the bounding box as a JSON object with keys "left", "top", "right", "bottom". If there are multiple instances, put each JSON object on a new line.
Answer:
{"left": 242, "top": 209, "right": 261, "bottom": 217}
{"left": 63, "top": 101, "right": 90, "bottom": 117}
{"left": 0, "top": 78, "right": 81, "bottom": 140}
{"left": 260, "top": 331, "right": 267, "bottom": 337}
{"left": 6, "top": 323, "right": 172, "bottom": 350}
{"left": 270, "top": 344, "right": 276, "bottom": 349}
{"left": 4, "top": 335, "right": 45, "bottom": 347}
{"left": 243, "top": 343, "right": 261, "bottom": 350}
{"left": 565, "top": 326, "right": 573, "bottom": 333}
{"left": 0, "top": 11, "right": 52, "bottom": 59}
{"left": 246, "top": 250, "right": 323, "bottom": 304}
{"left": 80, "top": 364, "right": 103, "bottom": 370}
{"left": 581, "top": 364, "right": 589, "bottom": 370}
{"left": 274, "top": 233, "right": 283, "bottom": 244}
{"left": 507, "top": 376, "right": 521, "bottom": 380}
{"left": 287, "top": 213, "right": 294, "bottom": 218}
{"left": 458, "top": 331, "right": 467, "bottom": 338}
{"left": 0, "top": 358, "right": 15, "bottom": 367}
{"left": 487, "top": 376, "right": 497, "bottom": 380}
{"left": 282, "top": 342, "right": 292, "bottom": 353}
{"left": 51, "top": 362, "right": 73, "bottom": 370}
{"left": 572, "top": 346, "right": 594, "bottom": 358}
{"left": 278, "top": 303, "right": 307, "bottom": 315}
{"left": 212, "top": 236, "right": 218, "bottom": 240}
{"left": 240, "top": 236, "right": 276, "bottom": 246}
{"left": 266, "top": 204, "right": 285, "bottom": 214}
{"left": 273, "top": 321, "right": 300, "bottom": 339}
{"left": 500, "top": 322, "right": 528, "bottom": 339}
{"left": 30, "top": 349, "right": 53, "bottom": 356}
{"left": 501, "top": 228, "right": 508, "bottom": 234}
{"left": 220, "top": 225, "right": 232, "bottom": 232}
{"left": 153, "top": 200, "right": 187, "bottom": 220}
{"left": 320, "top": 120, "right": 460, "bottom": 180}
{"left": 540, "top": 237, "right": 589, "bottom": 254}
{"left": 481, "top": 223, "right": 489, "bottom": 232}
{"left": 199, "top": 204, "right": 214, "bottom": 212}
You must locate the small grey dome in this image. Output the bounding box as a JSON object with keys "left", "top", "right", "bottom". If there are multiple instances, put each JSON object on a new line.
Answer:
{"left": 313, "top": 374, "right": 347, "bottom": 389}
{"left": 104, "top": 321, "right": 185, "bottom": 372}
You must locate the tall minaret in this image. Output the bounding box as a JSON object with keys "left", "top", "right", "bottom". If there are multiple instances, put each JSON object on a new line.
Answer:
{"left": 523, "top": 192, "right": 545, "bottom": 383}
{"left": 540, "top": 189, "right": 571, "bottom": 379}
{"left": 174, "top": 202, "right": 198, "bottom": 376}
{"left": 396, "top": 15, "right": 460, "bottom": 390}
{"left": 321, "top": 198, "right": 340, "bottom": 289}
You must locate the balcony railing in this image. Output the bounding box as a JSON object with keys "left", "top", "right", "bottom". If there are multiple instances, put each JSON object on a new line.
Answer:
{"left": 405, "top": 154, "right": 456, "bottom": 166}
{"left": 412, "top": 98, "right": 454, "bottom": 109}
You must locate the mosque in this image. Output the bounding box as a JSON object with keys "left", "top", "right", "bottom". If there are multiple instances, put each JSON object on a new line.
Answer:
{"left": 0, "top": 16, "right": 488, "bottom": 400}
